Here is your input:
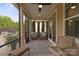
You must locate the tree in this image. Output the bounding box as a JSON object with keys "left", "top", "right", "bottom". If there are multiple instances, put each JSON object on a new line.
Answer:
{"left": 0, "top": 16, "right": 19, "bottom": 31}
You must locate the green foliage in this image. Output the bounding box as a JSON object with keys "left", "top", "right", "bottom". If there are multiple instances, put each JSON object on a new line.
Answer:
{"left": 6, "top": 35, "right": 17, "bottom": 42}
{"left": 6, "top": 34, "right": 18, "bottom": 49}
{"left": 0, "top": 16, "right": 19, "bottom": 31}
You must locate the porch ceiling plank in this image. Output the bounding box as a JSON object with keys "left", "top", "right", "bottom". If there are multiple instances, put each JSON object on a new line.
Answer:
{"left": 18, "top": 3, "right": 57, "bottom": 20}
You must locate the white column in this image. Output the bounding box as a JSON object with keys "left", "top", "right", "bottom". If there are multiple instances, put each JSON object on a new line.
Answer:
{"left": 44, "top": 21, "right": 46, "bottom": 32}
{"left": 35, "top": 21, "right": 38, "bottom": 32}
{"left": 40, "top": 22, "right": 42, "bottom": 32}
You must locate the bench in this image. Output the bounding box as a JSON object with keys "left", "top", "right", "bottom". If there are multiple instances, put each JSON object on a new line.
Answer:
{"left": 9, "top": 47, "right": 30, "bottom": 56}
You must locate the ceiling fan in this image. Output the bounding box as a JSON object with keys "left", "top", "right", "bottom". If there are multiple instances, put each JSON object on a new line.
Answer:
{"left": 32, "top": 3, "right": 52, "bottom": 12}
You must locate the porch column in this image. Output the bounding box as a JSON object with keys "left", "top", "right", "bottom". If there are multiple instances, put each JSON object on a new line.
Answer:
{"left": 19, "top": 5, "right": 25, "bottom": 47}
{"left": 39, "top": 21, "right": 42, "bottom": 32}
{"left": 35, "top": 21, "right": 38, "bottom": 32}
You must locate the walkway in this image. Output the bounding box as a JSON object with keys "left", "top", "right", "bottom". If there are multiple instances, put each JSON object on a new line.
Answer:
{"left": 23, "top": 39, "right": 51, "bottom": 56}
{"left": 0, "top": 36, "right": 57, "bottom": 56}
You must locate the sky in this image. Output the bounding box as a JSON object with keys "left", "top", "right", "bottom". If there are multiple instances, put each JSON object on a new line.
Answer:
{"left": 0, "top": 3, "right": 19, "bottom": 22}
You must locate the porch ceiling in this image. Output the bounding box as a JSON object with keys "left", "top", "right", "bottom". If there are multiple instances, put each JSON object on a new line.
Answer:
{"left": 22, "top": 3, "right": 57, "bottom": 20}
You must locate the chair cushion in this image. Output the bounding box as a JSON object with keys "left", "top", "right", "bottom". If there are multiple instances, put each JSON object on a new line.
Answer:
{"left": 57, "top": 36, "right": 74, "bottom": 48}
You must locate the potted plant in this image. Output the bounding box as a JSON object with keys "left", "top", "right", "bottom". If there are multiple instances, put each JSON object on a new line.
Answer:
{"left": 6, "top": 35, "right": 18, "bottom": 50}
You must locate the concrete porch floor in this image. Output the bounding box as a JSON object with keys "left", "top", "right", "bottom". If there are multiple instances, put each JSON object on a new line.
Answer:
{"left": 22, "top": 39, "right": 51, "bottom": 56}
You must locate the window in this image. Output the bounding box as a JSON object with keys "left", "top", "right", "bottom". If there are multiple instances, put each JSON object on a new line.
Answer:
{"left": 65, "top": 3, "right": 79, "bottom": 38}
{"left": 32, "top": 21, "right": 35, "bottom": 32}
{"left": 42, "top": 21, "right": 44, "bottom": 32}
{"left": 65, "top": 19, "right": 75, "bottom": 37}
{"left": 24, "top": 15, "right": 29, "bottom": 43}
{"left": 48, "top": 20, "right": 53, "bottom": 39}
{"left": 65, "top": 3, "right": 79, "bottom": 18}
{"left": 65, "top": 17, "right": 79, "bottom": 38}
{"left": 25, "top": 18, "right": 29, "bottom": 34}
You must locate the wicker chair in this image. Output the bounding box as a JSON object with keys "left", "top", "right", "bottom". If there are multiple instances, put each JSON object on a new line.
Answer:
{"left": 49, "top": 36, "right": 79, "bottom": 56}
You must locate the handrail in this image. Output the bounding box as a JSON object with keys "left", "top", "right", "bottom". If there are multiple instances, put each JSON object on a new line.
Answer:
{"left": 0, "top": 38, "right": 18, "bottom": 48}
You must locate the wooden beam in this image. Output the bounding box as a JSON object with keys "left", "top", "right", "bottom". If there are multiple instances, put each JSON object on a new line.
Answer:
{"left": 17, "top": 3, "right": 30, "bottom": 19}
{"left": 18, "top": 4, "right": 25, "bottom": 47}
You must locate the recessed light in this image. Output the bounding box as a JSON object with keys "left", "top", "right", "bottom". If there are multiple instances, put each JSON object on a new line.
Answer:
{"left": 71, "top": 6, "right": 76, "bottom": 9}
{"left": 38, "top": 4, "right": 43, "bottom": 8}
{"left": 38, "top": 14, "right": 40, "bottom": 16}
